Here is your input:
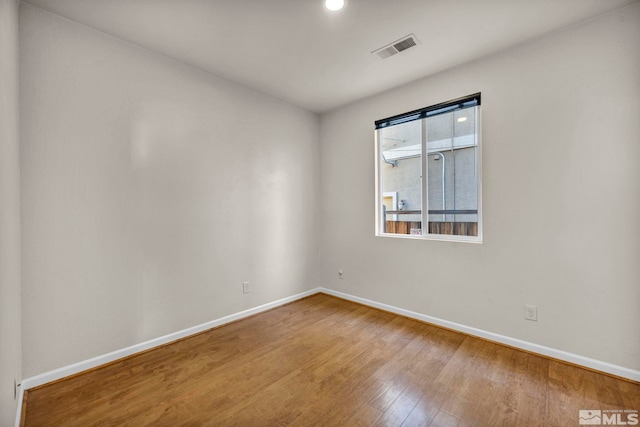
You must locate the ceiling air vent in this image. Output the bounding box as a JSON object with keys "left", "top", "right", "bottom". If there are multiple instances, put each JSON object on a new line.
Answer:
{"left": 373, "top": 34, "right": 420, "bottom": 59}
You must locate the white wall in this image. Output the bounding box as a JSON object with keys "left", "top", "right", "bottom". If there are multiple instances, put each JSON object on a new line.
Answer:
{"left": 320, "top": 4, "right": 640, "bottom": 371}
{"left": 16, "top": 0, "right": 640, "bottom": 387}
{"left": 19, "top": 3, "right": 320, "bottom": 378}
{"left": 0, "top": 0, "right": 21, "bottom": 424}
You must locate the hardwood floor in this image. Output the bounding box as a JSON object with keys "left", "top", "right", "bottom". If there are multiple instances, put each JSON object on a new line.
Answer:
{"left": 22, "top": 293, "right": 639, "bottom": 426}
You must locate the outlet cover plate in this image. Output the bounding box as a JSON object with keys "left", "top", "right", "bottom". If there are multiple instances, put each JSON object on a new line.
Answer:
{"left": 525, "top": 304, "right": 537, "bottom": 321}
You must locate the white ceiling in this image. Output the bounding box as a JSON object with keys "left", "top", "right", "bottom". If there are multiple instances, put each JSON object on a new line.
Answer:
{"left": 24, "top": 0, "right": 638, "bottom": 113}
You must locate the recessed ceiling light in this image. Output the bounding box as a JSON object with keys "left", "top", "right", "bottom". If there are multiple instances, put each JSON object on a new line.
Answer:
{"left": 325, "top": 0, "right": 344, "bottom": 11}
{"left": 457, "top": 117, "right": 467, "bottom": 123}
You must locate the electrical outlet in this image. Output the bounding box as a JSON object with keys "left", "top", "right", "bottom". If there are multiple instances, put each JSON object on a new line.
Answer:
{"left": 242, "top": 281, "right": 250, "bottom": 294}
{"left": 338, "top": 269, "right": 344, "bottom": 279}
{"left": 525, "top": 304, "right": 537, "bottom": 321}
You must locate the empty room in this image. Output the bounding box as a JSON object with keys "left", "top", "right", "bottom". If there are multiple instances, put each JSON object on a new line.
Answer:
{"left": 1, "top": 0, "right": 639, "bottom": 425}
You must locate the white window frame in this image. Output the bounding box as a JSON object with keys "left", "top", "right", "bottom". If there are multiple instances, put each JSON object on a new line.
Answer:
{"left": 374, "top": 94, "right": 482, "bottom": 243}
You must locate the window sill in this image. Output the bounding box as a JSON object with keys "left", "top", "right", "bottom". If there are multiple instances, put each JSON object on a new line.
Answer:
{"left": 375, "top": 232, "right": 483, "bottom": 244}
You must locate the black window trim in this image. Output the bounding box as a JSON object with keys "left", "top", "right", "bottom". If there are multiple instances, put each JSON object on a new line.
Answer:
{"left": 375, "top": 93, "right": 481, "bottom": 130}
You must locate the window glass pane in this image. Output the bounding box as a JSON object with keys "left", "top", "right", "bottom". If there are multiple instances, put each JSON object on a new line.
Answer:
{"left": 375, "top": 93, "right": 481, "bottom": 242}
{"left": 378, "top": 120, "right": 422, "bottom": 235}
{"left": 426, "top": 106, "right": 478, "bottom": 236}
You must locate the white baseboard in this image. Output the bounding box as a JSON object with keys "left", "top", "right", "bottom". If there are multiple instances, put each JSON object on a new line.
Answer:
{"left": 19, "top": 284, "right": 639, "bottom": 403}
{"left": 319, "top": 287, "right": 640, "bottom": 382}
{"left": 14, "top": 383, "right": 23, "bottom": 427}
{"left": 20, "top": 288, "right": 321, "bottom": 391}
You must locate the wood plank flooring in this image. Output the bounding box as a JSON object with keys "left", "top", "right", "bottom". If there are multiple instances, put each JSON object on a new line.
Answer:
{"left": 22, "top": 293, "right": 640, "bottom": 426}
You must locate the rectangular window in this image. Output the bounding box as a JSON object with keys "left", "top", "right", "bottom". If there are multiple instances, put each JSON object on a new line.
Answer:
{"left": 375, "top": 93, "right": 482, "bottom": 242}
